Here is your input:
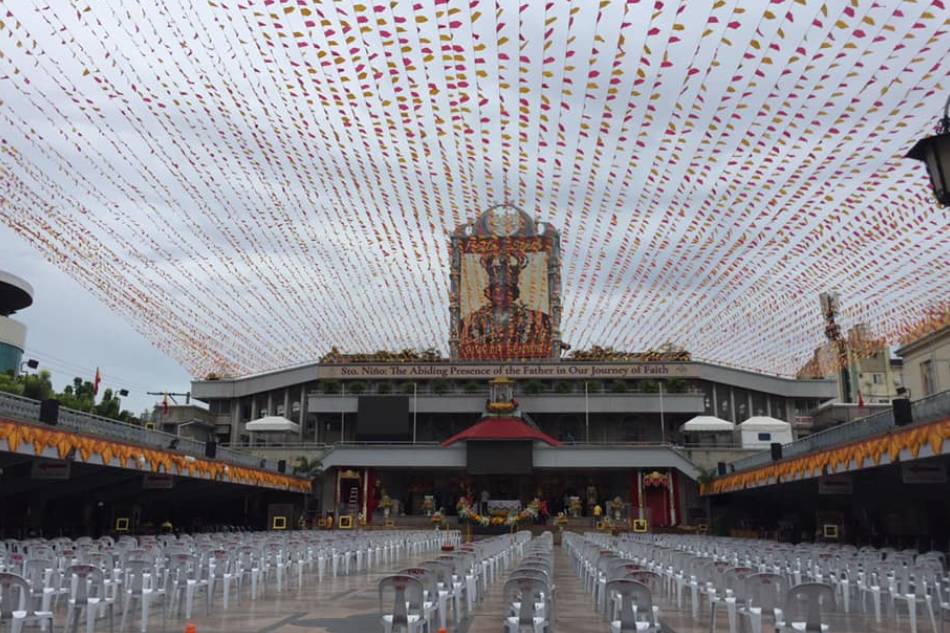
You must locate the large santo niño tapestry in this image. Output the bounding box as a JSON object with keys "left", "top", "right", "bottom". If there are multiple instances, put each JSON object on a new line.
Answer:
{"left": 450, "top": 205, "right": 562, "bottom": 361}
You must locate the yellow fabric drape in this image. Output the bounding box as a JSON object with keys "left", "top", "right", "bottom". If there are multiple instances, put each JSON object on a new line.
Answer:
{"left": 0, "top": 418, "right": 310, "bottom": 492}
{"left": 701, "top": 417, "right": 950, "bottom": 496}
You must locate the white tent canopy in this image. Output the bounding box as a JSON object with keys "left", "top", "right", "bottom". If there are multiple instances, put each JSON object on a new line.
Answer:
{"left": 245, "top": 416, "right": 300, "bottom": 433}
{"left": 679, "top": 416, "right": 735, "bottom": 432}
{"left": 738, "top": 416, "right": 792, "bottom": 431}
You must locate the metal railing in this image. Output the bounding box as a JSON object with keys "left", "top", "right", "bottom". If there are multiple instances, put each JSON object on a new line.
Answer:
{"left": 308, "top": 386, "right": 705, "bottom": 397}
{"left": 731, "top": 389, "right": 950, "bottom": 471}
{"left": 0, "top": 391, "right": 279, "bottom": 472}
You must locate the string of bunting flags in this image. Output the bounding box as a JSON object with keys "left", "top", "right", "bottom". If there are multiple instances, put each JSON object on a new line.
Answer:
{"left": 0, "top": 0, "right": 948, "bottom": 378}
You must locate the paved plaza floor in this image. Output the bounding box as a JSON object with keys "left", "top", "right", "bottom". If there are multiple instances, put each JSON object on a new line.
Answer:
{"left": 99, "top": 540, "right": 930, "bottom": 633}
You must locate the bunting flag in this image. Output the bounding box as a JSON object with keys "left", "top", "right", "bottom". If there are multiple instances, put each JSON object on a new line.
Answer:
{"left": 0, "top": 0, "right": 948, "bottom": 378}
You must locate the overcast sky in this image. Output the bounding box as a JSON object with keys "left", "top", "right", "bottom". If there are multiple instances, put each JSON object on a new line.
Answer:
{"left": 2, "top": 224, "right": 194, "bottom": 415}
{"left": 1, "top": 0, "right": 947, "bottom": 386}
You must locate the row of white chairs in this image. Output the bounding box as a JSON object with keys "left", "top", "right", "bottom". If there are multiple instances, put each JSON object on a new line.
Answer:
{"left": 379, "top": 531, "right": 530, "bottom": 633}
{"left": 579, "top": 532, "right": 950, "bottom": 633}
{"left": 566, "top": 533, "right": 662, "bottom": 632}
{"left": 502, "top": 532, "right": 556, "bottom": 633}
{"left": 0, "top": 529, "right": 459, "bottom": 633}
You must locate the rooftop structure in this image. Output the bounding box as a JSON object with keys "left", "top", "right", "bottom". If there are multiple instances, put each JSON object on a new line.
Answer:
{"left": 0, "top": 271, "right": 34, "bottom": 374}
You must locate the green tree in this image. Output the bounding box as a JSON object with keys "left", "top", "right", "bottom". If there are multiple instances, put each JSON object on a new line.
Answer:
{"left": 0, "top": 369, "right": 25, "bottom": 396}
{"left": 0, "top": 369, "right": 55, "bottom": 400}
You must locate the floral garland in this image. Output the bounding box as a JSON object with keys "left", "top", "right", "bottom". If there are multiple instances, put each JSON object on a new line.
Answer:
{"left": 505, "top": 500, "right": 540, "bottom": 526}
{"left": 456, "top": 498, "right": 490, "bottom": 526}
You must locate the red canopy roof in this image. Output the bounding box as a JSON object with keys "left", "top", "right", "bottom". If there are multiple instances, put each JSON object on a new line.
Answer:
{"left": 441, "top": 417, "right": 562, "bottom": 447}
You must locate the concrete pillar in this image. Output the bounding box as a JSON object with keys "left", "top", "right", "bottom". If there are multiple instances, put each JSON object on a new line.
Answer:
{"left": 267, "top": 392, "right": 273, "bottom": 416}
{"left": 251, "top": 397, "right": 259, "bottom": 421}
{"left": 283, "top": 388, "right": 290, "bottom": 419}
{"left": 298, "top": 384, "right": 306, "bottom": 441}
{"left": 729, "top": 387, "right": 737, "bottom": 422}
{"left": 230, "top": 398, "right": 241, "bottom": 444}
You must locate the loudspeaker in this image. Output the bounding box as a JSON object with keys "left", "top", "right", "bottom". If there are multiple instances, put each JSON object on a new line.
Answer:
{"left": 204, "top": 440, "right": 217, "bottom": 459}
{"left": 770, "top": 442, "right": 783, "bottom": 461}
{"left": 277, "top": 459, "right": 286, "bottom": 474}
{"left": 717, "top": 461, "right": 727, "bottom": 476}
{"left": 39, "top": 399, "right": 60, "bottom": 425}
{"left": 892, "top": 398, "right": 913, "bottom": 426}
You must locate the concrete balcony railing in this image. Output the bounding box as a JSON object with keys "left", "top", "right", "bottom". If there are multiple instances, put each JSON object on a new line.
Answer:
{"left": 730, "top": 389, "right": 950, "bottom": 472}
{"left": 0, "top": 391, "right": 281, "bottom": 472}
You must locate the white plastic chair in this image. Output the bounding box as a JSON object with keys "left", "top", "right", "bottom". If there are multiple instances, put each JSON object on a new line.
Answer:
{"left": 0, "top": 573, "right": 54, "bottom": 633}
{"left": 379, "top": 575, "right": 427, "bottom": 633}
{"left": 118, "top": 561, "right": 166, "bottom": 633}
{"left": 776, "top": 582, "right": 835, "bottom": 633}
{"left": 63, "top": 565, "right": 115, "bottom": 633}
{"left": 738, "top": 572, "right": 786, "bottom": 633}
{"left": 606, "top": 578, "right": 659, "bottom": 633}
{"left": 503, "top": 577, "right": 548, "bottom": 633}
{"left": 206, "top": 550, "right": 237, "bottom": 612}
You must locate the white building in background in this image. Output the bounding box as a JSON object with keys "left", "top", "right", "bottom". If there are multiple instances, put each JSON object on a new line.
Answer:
{"left": 897, "top": 325, "right": 950, "bottom": 400}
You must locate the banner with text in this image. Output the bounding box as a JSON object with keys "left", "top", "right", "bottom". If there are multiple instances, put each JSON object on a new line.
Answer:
{"left": 317, "top": 362, "right": 696, "bottom": 380}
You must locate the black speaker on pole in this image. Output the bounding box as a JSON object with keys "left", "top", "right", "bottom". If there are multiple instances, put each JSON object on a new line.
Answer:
{"left": 770, "top": 442, "right": 783, "bottom": 461}
{"left": 39, "top": 399, "right": 60, "bottom": 425}
{"left": 277, "top": 459, "right": 286, "bottom": 474}
{"left": 204, "top": 440, "right": 217, "bottom": 459}
{"left": 892, "top": 398, "right": 913, "bottom": 426}
{"left": 716, "top": 461, "right": 727, "bottom": 476}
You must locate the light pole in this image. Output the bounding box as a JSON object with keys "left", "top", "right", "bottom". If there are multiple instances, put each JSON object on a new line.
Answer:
{"left": 18, "top": 358, "right": 38, "bottom": 375}
{"left": 659, "top": 380, "right": 666, "bottom": 443}
{"left": 584, "top": 381, "right": 590, "bottom": 443}
{"left": 905, "top": 93, "right": 950, "bottom": 207}
{"left": 340, "top": 382, "right": 345, "bottom": 444}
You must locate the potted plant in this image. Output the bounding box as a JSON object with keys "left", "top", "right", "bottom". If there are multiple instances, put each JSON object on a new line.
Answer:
{"left": 554, "top": 381, "right": 573, "bottom": 394}
{"left": 523, "top": 379, "right": 545, "bottom": 395}
{"left": 377, "top": 382, "right": 392, "bottom": 394}
{"left": 432, "top": 379, "right": 449, "bottom": 395}
{"left": 463, "top": 380, "right": 481, "bottom": 394}
{"left": 641, "top": 379, "right": 659, "bottom": 393}
{"left": 347, "top": 381, "right": 366, "bottom": 395}
{"left": 608, "top": 380, "right": 628, "bottom": 393}
{"left": 666, "top": 378, "right": 687, "bottom": 393}
{"left": 320, "top": 380, "right": 341, "bottom": 395}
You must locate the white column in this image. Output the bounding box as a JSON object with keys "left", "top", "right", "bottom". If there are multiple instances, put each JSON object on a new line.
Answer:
{"left": 668, "top": 470, "right": 676, "bottom": 525}
{"left": 659, "top": 381, "right": 666, "bottom": 442}
{"left": 298, "top": 385, "right": 307, "bottom": 441}
{"left": 230, "top": 399, "right": 241, "bottom": 444}
{"left": 283, "top": 388, "right": 290, "bottom": 419}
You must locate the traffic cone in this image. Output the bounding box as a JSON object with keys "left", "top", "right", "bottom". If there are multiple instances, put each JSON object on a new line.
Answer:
{"left": 437, "top": 628, "right": 448, "bottom": 633}
{"left": 184, "top": 624, "right": 196, "bottom": 633}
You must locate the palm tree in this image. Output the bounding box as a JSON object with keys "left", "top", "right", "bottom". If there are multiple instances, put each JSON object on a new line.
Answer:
{"left": 293, "top": 455, "right": 323, "bottom": 477}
